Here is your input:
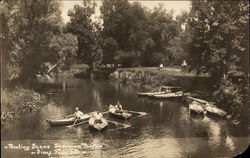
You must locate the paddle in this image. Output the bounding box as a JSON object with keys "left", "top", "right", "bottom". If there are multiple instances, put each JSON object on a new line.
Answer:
{"left": 101, "top": 111, "right": 109, "bottom": 115}
{"left": 67, "top": 120, "right": 89, "bottom": 127}
{"left": 126, "top": 110, "right": 147, "bottom": 116}
{"left": 66, "top": 112, "right": 94, "bottom": 128}
{"left": 72, "top": 117, "right": 79, "bottom": 126}
{"left": 106, "top": 119, "right": 130, "bottom": 128}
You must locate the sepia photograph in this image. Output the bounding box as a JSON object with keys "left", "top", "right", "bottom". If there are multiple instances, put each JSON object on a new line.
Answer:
{"left": 1, "top": 0, "right": 249, "bottom": 157}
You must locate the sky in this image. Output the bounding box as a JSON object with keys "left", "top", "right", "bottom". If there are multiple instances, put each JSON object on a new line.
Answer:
{"left": 60, "top": 0, "right": 191, "bottom": 23}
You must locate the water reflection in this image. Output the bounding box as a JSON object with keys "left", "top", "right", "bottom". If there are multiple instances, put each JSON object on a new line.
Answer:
{"left": 2, "top": 77, "right": 248, "bottom": 158}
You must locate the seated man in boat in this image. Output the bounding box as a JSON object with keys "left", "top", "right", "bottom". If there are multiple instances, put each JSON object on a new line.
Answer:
{"left": 94, "top": 111, "right": 103, "bottom": 123}
{"left": 74, "top": 107, "right": 84, "bottom": 119}
{"left": 116, "top": 101, "right": 123, "bottom": 112}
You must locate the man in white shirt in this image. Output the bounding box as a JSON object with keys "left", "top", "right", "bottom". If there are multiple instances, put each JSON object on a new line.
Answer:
{"left": 94, "top": 111, "right": 103, "bottom": 120}
{"left": 74, "top": 107, "right": 84, "bottom": 119}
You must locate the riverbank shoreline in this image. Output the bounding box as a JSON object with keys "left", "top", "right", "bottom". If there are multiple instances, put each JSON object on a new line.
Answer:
{"left": 109, "top": 67, "right": 213, "bottom": 94}
{"left": 1, "top": 87, "right": 46, "bottom": 128}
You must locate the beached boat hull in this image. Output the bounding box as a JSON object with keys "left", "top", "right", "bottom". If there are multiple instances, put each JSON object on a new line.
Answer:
{"left": 205, "top": 105, "right": 227, "bottom": 118}
{"left": 136, "top": 91, "right": 165, "bottom": 97}
{"left": 88, "top": 117, "right": 108, "bottom": 131}
{"left": 46, "top": 114, "right": 91, "bottom": 126}
{"left": 189, "top": 101, "right": 205, "bottom": 114}
{"left": 151, "top": 91, "right": 184, "bottom": 99}
{"left": 109, "top": 105, "right": 132, "bottom": 119}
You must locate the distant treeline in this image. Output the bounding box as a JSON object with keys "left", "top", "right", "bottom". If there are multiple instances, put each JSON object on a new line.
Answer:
{"left": 1, "top": 0, "right": 248, "bottom": 119}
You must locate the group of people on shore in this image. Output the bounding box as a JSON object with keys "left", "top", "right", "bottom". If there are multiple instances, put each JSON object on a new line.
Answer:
{"left": 158, "top": 60, "right": 187, "bottom": 70}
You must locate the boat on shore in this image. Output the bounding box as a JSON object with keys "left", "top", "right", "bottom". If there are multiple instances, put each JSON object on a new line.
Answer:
{"left": 137, "top": 86, "right": 183, "bottom": 98}
{"left": 189, "top": 101, "right": 206, "bottom": 115}
{"left": 46, "top": 114, "right": 91, "bottom": 126}
{"left": 109, "top": 105, "right": 132, "bottom": 119}
{"left": 204, "top": 103, "right": 227, "bottom": 118}
{"left": 88, "top": 117, "right": 108, "bottom": 131}
{"left": 136, "top": 91, "right": 165, "bottom": 97}
{"left": 186, "top": 96, "right": 227, "bottom": 118}
{"left": 151, "top": 91, "right": 185, "bottom": 99}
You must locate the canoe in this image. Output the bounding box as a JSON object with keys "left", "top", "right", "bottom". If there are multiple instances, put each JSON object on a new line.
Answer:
{"left": 88, "top": 117, "right": 108, "bottom": 131}
{"left": 136, "top": 91, "right": 165, "bottom": 97}
{"left": 152, "top": 91, "right": 184, "bottom": 99}
{"left": 137, "top": 86, "right": 183, "bottom": 97}
{"left": 205, "top": 104, "right": 227, "bottom": 117}
{"left": 46, "top": 114, "right": 91, "bottom": 126}
{"left": 109, "top": 105, "right": 132, "bottom": 119}
{"left": 189, "top": 101, "right": 206, "bottom": 114}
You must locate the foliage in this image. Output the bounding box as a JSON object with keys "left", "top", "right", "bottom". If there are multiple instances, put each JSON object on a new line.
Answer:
{"left": 100, "top": 1, "right": 187, "bottom": 67}
{"left": 186, "top": 0, "right": 249, "bottom": 116}
{"left": 66, "top": 0, "right": 100, "bottom": 68}
{"left": 1, "top": 88, "right": 46, "bottom": 127}
{"left": 48, "top": 33, "right": 78, "bottom": 69}
{"left": 213, "top": 75, "right": 247, "bottom": 118}
{"left": 1, "top": 0, "right": 78, "bottom": 83}
{"left": 186, "top": 0, "right": 248, "bottom": 80}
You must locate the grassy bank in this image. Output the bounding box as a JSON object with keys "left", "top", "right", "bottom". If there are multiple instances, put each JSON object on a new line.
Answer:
{"left": 110, "top": 67, "right": 213, "bottom": 93}
{"left": 1, "top": 87, "right": 46, "bottom": 128}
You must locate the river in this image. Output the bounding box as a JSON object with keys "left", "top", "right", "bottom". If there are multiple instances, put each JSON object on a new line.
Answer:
{"left": 1, "top": 76, "right": 248, "bottom": 158}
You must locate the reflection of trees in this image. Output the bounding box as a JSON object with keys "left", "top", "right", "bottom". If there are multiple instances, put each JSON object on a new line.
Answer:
{"left": 92, "top": 86, "right": 102, "bottom": 107}
{"left": 201, "top": 117, "right": 237, "bottom": 154}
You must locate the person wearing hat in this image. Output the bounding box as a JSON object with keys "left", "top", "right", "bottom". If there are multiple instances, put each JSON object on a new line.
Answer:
{"left": 74, "top": 107, "right": 84, "bottom": 119}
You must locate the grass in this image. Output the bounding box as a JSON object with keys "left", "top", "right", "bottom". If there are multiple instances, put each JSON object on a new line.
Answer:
{"left": 117, "top": 67, "right": 209, "bottom": 77}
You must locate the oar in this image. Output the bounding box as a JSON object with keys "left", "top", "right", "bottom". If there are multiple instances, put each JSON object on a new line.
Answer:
{"left": 71, "top": 117, "right": 79, "bottom": 126}
{"left": 67, "top": 112, "right": 94, "bottom": 128}
{"left": 67, "top": 120, "right": 89, "bottom": 127}
{"left": 126, "top": 110, "right": 147, "bottom": 116}
{"left": 106, "top": 119, "right": 130, "bottom": 128}
{"left": 101, "top": 111, "right": 109, "bottom": 115}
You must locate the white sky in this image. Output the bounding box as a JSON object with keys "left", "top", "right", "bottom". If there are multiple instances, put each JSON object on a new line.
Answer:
{"left": 60, "top": 0, "right": 191, "bottom": 23}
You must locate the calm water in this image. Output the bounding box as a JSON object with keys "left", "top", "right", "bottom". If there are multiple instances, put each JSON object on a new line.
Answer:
{"left": 1, "top": 76, "right": 249, "bottom": 158}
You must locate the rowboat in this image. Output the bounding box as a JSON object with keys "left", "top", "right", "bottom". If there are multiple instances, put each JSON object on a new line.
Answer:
{"left": 189, "top": 101, "right": 206, "bottom": 114}
{"left": 151, "top": 91, "right": 184, "bottom": 99}
{"left": 88, "top": 117, "right": 108, "bottom": 131}
{"left": 46, "top": 114, "right": 91, "bottom": 126}
{"left": 204, "top": 104, "right": 227, "bottom": 118}
{"left": 109, "top": 105, "right": 132, "bottom": 119}
{"left": 137, "top": 86, "right": 182, "bottom": 97}
{"left": 186, "top": 96, "right": 227, "bottom": 118}
{"left": 136, "top": 91, "right": 165, "bottom": 96}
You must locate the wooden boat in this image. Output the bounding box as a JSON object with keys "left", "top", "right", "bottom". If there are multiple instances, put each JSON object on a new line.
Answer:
{"left": 137, "top": 86, "right": 182, "bottom": 97}
{"left": 189, "top": 101, "right": 206, "bottom": 114}
{"left": 204, "top": 104, "right": 227, "bottom": 118}
{"left": 46, "top": 114, "right": 91, "bottom": 126}
{"left": 136, "top": 91, "right": 165, "bottom": 97}
{"left": 109, "top": 105, "right": 132, "bottom": 119}
{"left": 88, "top": 117, "right": 108, "bottom": 131}
{"left": 152, "top": 91, "right": 184, "bottom": 99}
{"left": 186, "top": 96, "right": 227, "bottom": 118}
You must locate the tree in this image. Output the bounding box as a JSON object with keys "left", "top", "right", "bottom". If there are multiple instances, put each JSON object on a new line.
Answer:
{"left": 100, "top": 0, "right": 131, "bottom": 66}
{"left": 186, "top": 0, "right": 249, "bottom": 117}
{"left": 66, "top": 0, "right": 101, "bottom": 69}
{"left": 187, "top": 0, "right": 248, "bottom": 80}
{"left": 145, "top": 4, "right": 181, "bottom": 66}
{"left": 1, "top": 0, "right": 66, "bottom": 82}
{"left": 48, "top": 33, "right": 78, "bottom": 70}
